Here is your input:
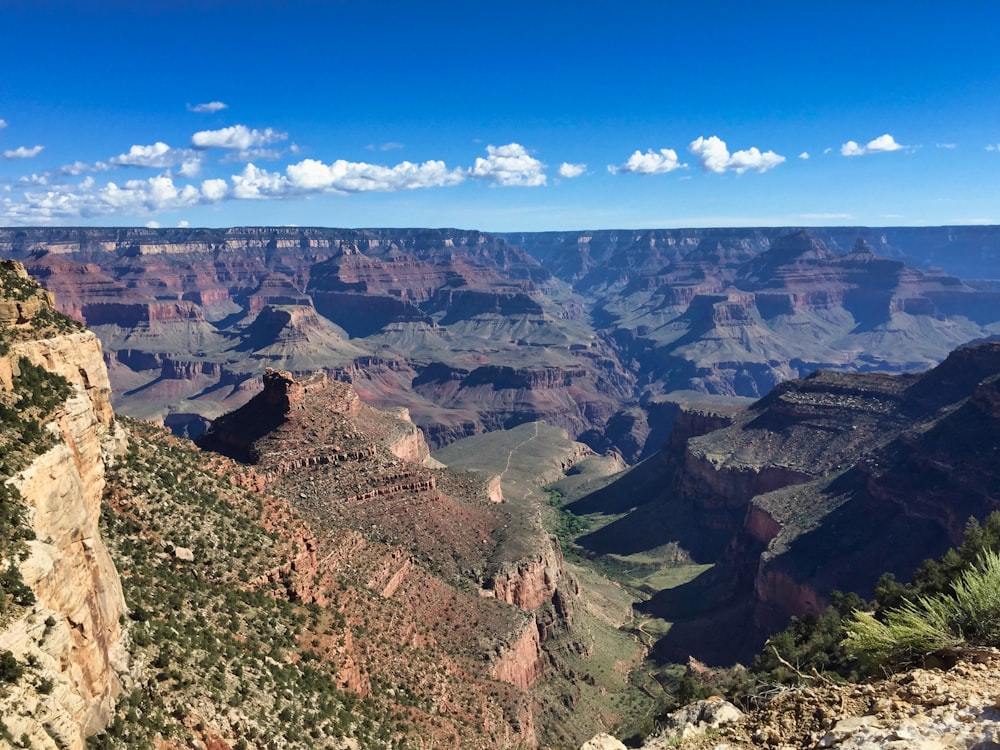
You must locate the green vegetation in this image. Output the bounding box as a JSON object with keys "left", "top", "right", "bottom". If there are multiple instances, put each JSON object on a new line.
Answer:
{"left": 546, "top": 489, "right": 592, "bottom": 553}
{"left": 0, "top": 261, "right": 82, "bottom": 354}
{"left": 0, "top": 357, "right": 75, "bottom": 623}
{"left": 845, "top": 549, "right": 1000, "bottom": 666}
{"left": 91, "top": 419, "right": 410, "bottom": 749}
{"left": 678, "top": 512, "right": 1000, "bottom": 711}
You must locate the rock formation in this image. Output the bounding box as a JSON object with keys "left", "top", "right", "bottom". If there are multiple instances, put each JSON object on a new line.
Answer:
{"left": 197, "top": 367, "right": 582, "bottom": 746}
{"left": 612, "top": 651, "right": 1000, "bottom": 750}
{"left": 573, "top": 341, "right": 1000, "bottom": 665}
{"left": 6, "top": 226, "right": 1000, "bottom": 459}
{"left": 0, "top": 262, "right": 126, "bottom": 748}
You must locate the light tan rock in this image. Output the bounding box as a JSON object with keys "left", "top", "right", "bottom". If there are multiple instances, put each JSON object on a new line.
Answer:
{"left": 580, "top": 733, "right": 628, "bottom": 750}
{"left": 0, "top": 330, "right": 127, "bottom": 748}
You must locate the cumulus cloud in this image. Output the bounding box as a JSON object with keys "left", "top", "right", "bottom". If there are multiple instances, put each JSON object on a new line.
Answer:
{"left": 230, "top": 164, "right": 286, "bottom": 200}
{"left": 688, "top": 136, "right": 785, "bottom": 174}
{"left": 187, "top": 101, "right": 228, "bottom": 114}
{"left": 469, "top": 143, "right": 546, "bottom": 187}
{"left": 286, "top": 158, "right": 464, "bottom": 193}
{"left": 111, "top": 142, "right": 202, "bottom": 175}
{"left": 145, "top": 221, "right": 161, "bottom": 228}
{"left": 177, "top": 220, "right": 190, "bottom": 228}
{"left": 200, "top": 178, "right": 229, "bottom": 202}
{"left": 987, "top": 145, "right": 999, "bottom": 152}
{"left": 841, "top": 133, "right": 905, "bottom": 156}
{"left": 3, "top": 174, "right": 202, "bottom": 223}
{"left": 611, "top": 148, "right": 686, "bottom": 175}
{"left": 4, "top": 145, "right": 44, "bottom": 159}
{"left": 799, "top": 152, "right": 810, "bottom": 160}
{"left": 191, "top": 125, "right": 287, "bottom": 150}
{"left": 558, "top": 162, "right": 586, "bottom": 178}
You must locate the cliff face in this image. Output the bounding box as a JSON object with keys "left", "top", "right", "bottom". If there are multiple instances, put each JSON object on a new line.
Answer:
{"left": 197, "top": 369, "right": 580, "bottom": 746}
{"left": 0, "top": 267, "right": 126, "bottom": 748}
{"left": 3, "top": 227, "right": 632, "bottom": 453}
{"left": 575, "top": 342, "right": 1000, "bottom": 665}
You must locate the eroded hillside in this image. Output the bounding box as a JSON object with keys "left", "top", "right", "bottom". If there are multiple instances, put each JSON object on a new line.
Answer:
{"left": 562, "top": 342, "right": 1000, "bottom": 667}
{"left": 4, "top": 226, "right": 1000, "bottom": 459}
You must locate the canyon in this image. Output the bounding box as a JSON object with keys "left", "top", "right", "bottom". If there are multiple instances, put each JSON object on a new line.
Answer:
{"left": 3, "top": 226, "right": 1000, "bottom": 458}
{"left": 0, "top": 261, "right": 647, "bottom": 748}
{"left": 3, "top": 223, "right": 1000, "bottom": 748}
{"left": 570, "top": 340, "right": 1000, "bottom": 666}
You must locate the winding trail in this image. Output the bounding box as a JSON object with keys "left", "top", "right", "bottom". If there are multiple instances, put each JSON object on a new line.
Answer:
{"left": 497, "top": 422, "right": 540, "bottom": 496}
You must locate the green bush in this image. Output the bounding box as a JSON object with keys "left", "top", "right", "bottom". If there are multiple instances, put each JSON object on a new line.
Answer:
{"left": 844, "top": 549, "right": 1000, "bottom": 667}
{"left": 0, "top": 650, "right": 23, "bottom": 683}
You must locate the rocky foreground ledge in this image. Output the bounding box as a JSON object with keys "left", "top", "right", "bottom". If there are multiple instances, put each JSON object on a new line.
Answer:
{"left": 584, "top": 651, "right": 1000, "bottom": 750}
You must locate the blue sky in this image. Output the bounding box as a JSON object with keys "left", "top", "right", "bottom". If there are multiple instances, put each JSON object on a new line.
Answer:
{"left": 1, "top": 0, "right": 998, "bottom": 231}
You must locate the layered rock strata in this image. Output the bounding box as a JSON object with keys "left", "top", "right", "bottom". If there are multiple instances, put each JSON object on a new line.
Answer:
{"left": 0, "top": 265, "right": 126, "bottom": 748}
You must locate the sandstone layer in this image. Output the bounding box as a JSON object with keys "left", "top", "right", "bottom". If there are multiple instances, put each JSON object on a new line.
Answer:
{"left": 0, "top": 265, "right": 126, "bottom": 748}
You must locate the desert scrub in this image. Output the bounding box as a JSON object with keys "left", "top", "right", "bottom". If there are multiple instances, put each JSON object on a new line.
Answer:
{"left": 844, "top": 549, "right": 1000, "bottom": 667}
{"left": 94, "top": 419, "right": 407, "bottom": 749}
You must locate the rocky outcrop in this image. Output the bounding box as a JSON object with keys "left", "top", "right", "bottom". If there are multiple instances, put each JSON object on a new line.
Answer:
{"left": 491, "top": 616, "right": 545, "bottom": 691}
{"left": 488, "top": 538, "right": 564, "bottom": 612}
{"left": 613, "top": 652, "right": 1000, "bottom": 750}
{"left": 0, "top": 310, "right": 126, "bottom": 745}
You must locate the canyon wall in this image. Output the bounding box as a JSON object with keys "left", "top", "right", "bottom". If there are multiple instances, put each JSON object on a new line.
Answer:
{"left": 0, "top": 276, "right": 127, "bottom": 748}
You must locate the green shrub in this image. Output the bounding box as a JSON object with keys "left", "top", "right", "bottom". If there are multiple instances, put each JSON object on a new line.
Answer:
{"left": 844, "top": 549, "right": 1000, "bottom": 667}
{"left": 0, "top": 650, "right": 23, "bottom": 683}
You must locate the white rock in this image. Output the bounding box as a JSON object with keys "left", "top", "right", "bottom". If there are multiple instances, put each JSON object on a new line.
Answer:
{"left": 580, "top": 733, "right": 628, "bottom": 750}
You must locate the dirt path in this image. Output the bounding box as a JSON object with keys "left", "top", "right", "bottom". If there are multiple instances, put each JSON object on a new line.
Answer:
{"left": 498, "top": 422, "right": 540, "bottom": 499}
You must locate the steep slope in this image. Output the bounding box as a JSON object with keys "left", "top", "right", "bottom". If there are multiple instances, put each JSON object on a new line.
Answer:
{"left": 568, "top": 341, "right": 1000, "bottom": 666}
{"left": 0, "top": 261, "right": 126, "bottom": 749}
{"left": 195, "top": 368, "right": 590, "bottom": 748}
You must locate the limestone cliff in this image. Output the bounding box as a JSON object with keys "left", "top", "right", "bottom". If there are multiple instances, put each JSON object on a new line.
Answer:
{"left": 0, "top": 266, "right": 126, "bottom": 748}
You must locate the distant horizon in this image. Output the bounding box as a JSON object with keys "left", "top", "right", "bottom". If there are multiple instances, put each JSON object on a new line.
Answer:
{"left": 3, "top": 222, "right": 999, "bottom": 234}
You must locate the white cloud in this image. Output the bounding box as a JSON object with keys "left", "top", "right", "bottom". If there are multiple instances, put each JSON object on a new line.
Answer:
{"left": 18, "top": 173, "right": 48, "bottom": 186}
{"left": 220, "top": 148, "right": 283, "bottom": 163}
{"left": 286, "top": 157, "right": 464, "bottom": 193}
{"left": 366, "top": 142, "right": 405, "bottom": 152}
{"left": 469, "top": 143, "right": 546, "bottom": 187}
{"left": 61, "top": 161, "right": 93, "bottom": 176}
{"left": 0, "top": 119, "right": 7, "bottom": 130}
{"left": 936, "top": 143, "right": 957, "bottom": 149}
{"left": 688, "top": 136, "right": 785, "bottom": 174}
{"left": 3, "top": 174, "right": 202, "bottom": 223}
{"left": 799, "top": 152, "right": 810, "bottom": 160}
{"left": 230, "top": 163, "right": 288, "bottom": 200}
{"left": 145, "top": 221, "right": 161, "bottom": 228}
{"left": 178, "top": 157, "right": 202, "bottom": 178}
{"left": 841, "top": 133, "right": 905, "bottom": 156}
{"left": 191, "top": 125, "right": 287, "bottom": 150}
{"left": 4, "top": 145, "right": 44, "bottom": 159}
{"left": 187, "top": 101, "right": 228, "bottom": 114}
{"left": 111, "top": 142, "right": 202, "bottom": 173}
{"left": 200, "top": 178, "right": 229, "bottom": 202}
{"left": 177, "top": 220, "right": 190, "bottom": 228}
{"left": 823, "top": 147, "right": 833, "bottom": 155}
{"left": 987, "top": 144, "right": 999, "bottom": 152}
{"left": 558, "top": 162, "right": 586, "bottom": 178}
{"left": 612, "top": 148, "right": 686, "bottom": 175}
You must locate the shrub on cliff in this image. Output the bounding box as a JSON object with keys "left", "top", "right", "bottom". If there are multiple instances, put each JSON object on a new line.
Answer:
{"left": 844, "top": 549, "right": 1000, "bottom": 667}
